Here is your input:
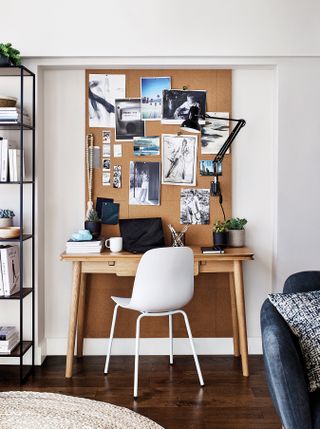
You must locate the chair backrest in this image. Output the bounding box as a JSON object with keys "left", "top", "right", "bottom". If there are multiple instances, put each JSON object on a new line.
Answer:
{"left": 129, "top": 247, "right": 194, "bottom": 312}
{"left": 283, "top": 271, "right": 320, "bottom": 294}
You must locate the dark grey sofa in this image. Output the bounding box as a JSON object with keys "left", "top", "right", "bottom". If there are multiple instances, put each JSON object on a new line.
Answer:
{"left": 260, "top": 271, "right": 320, "bottom": 429}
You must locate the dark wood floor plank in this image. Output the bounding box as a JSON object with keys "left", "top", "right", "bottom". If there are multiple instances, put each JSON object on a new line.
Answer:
{"left": 0, "top": 355, "right": 281, "bottom": 429}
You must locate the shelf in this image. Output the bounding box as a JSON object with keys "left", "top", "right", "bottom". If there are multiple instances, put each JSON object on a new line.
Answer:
{"left": 0, "top": 181, "right": 34, "bottom": 185}
{"left": 0, "top": 65, "right": 34, "bottom": 77}
{"left": 0, "top": 234, "right": 32, "bottom": 242}
{"left": 0, "top": 124, "right": 34, "bottom": 130}
{"left": 0, "top": 288, "right": 33, "bottom": 300}
{"left": 0, "top": 341, "right": 33, "bottom": 358}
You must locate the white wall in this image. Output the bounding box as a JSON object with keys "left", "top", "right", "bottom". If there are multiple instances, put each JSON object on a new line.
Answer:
{"left": 2, "top": 0, "right": 320, "bottom": 57}
{"left": 42, "top": 67, "right": 274, "bottom": 355}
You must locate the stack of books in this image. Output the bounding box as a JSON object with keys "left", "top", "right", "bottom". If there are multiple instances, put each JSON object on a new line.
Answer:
{"left": 0, "top": 107, "right": 31, "bottom": 126}
{"left": 0, "top": 138, "right": 25, "bottom": 182}
{"left": 65, "top": 239, "right": 104, "bottom": 254}
{"left": 0, "top": 245, "right": 20, "bottom": 297}
{"left": 0, "top": 326, "right": 19, "bottom": 354}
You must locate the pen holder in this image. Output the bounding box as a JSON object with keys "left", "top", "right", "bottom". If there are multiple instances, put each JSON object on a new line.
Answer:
{"left": 171, "top": 231, "right": 186, "bottom": 247}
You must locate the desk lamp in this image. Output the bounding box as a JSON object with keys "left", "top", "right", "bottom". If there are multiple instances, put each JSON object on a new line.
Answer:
{"left": 181, "top": 108, "right": 246, "bottom": 219}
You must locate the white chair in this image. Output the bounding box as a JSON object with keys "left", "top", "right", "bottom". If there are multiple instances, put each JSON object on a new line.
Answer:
{"left": 104, "top": 246, "right": 204, "bottom": 398}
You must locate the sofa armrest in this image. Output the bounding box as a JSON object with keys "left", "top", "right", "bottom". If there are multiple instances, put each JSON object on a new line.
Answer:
{"left": 260, "top": 299, "right": 312, "bottom": 429}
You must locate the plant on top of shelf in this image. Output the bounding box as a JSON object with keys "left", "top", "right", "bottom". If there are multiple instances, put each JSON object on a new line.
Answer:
{"left": 0, "top": 43, "right": 21, "bottom": 66}
{"left": 212, "top": 220, "right": 227, "bottom": 233}
{"left": 0, "top": 209, "right": 15, "bottom": 227}
{"left": 226, "top": 217, "right": 248, "bottom": 248}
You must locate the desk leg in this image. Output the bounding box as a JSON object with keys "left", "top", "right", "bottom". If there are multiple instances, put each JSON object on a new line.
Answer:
{"left": 77, "top": 273, "right": 86, "bottom": 357}
{"left": 229, "top": 273, "right": 240, "bottom": 357}
{"left": 65, "top": 261, "right": 81, "bottom": 378}
{"left": 233, "top": 260, "right": 249, "bottom": 377}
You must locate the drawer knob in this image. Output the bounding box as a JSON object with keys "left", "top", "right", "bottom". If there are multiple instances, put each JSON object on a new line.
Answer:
{"left": 108, "top": 261, "right": 115, "bottom": 266}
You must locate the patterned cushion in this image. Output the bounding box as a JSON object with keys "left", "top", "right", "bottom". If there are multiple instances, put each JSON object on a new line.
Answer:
{"left": 268, "top": 290, "right": 320, "bottom": 393}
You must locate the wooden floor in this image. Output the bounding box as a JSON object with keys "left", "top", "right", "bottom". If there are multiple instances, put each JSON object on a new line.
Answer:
{"left": 0, "top": 355, "right": 281, "bottom": 429}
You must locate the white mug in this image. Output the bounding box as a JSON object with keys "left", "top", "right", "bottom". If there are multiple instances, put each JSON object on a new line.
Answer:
{"left": 105, "top": 237, "right": 123, "bottom": 253}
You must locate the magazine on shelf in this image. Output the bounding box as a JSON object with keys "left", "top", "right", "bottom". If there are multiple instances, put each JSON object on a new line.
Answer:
{"left": 0, "top": 245, "right": 20, "bottom": 296}
{"left": 0, "top": 332, "right": 19, "bottom": 352}
{"left": 0, "top": 326, "right": 17, "bottom": 341}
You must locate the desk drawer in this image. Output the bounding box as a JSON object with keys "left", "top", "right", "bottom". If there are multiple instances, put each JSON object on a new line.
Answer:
{"left": 82, "top": 260, "right": 140, "bottom": 276}
{"left": 199, "top": 260, "right": 233, "bottom": 273}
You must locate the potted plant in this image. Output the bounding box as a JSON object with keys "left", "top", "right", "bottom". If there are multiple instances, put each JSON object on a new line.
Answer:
{"left": 212, "top": 220, "right": 228, "bottom": 248}
{"left": 0, "top": 43, "right": 21, "bottom": 66}
{"left": 84, "top": 208, "right": 101, "bottom": 239}
{"left": 226, "top": 217, "right": 247, "bottom": 247}
{"left": 0, "top": 209, "right": 15, "bottom": 227}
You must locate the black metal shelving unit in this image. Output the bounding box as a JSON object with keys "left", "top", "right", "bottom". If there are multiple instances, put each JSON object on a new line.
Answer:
{"left": 0, "top": 65, "right": 35, "bottom": 383}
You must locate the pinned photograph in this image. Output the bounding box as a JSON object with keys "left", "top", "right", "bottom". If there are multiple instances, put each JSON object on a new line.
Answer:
{"left": 201, "top": 112, "right": 230, "bottom": 154}
{"left": 115, "top": 98, "right": 145, "bottom": 140}
{"left": 113, "top": 165, "right": 122, "bottom": 188}
{"left": 162, "top": 89, "right": 206, "bottom": 124}
{"left": 200, "top": 160, "right": 214, "bottom": 176}
{"left": 102, "top": 170, "right": 111, "bottom": 186}
{"left": 102, "top": 159, "right": 111, "bottom": 170}
{"left": 140, "top": 77, "right": 171, "bottom": 120}
{"left": 89, "top": 74, "right": 125, "bottom": 128}
{"left": 162, "top": 134, "right": 197, "bottom": 186}
{"left": 103, "top": 144, "right": 111, "bottom": 157}
{"left": 113, "top": 144, "right": 122, "bottom": 158}
{"left": 180, "top": 189, "right": 210, "bottom": 225}
{"left": 102, "top": 130, "right": 111, "bottom": 144}
{"left": 129, "top": 161, "right": 160, "bottom": 205}
{"left": 133, "top": 136, "right": 160, "bottom": 156}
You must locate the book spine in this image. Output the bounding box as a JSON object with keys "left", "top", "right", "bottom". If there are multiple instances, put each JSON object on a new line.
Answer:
{"left": 0, "top": 139, "right": 8, "bottom": 182}
{"left": 0, "top": 257, "right": 4, "bottom": 297}
{"left": 13, "top": 149, "right": 17, "bottom": 182}
{"left": 8, "top": 149, "right": 13, "bottom": 182}
{"left": 1, "top": 249, "right": 10, "bottom": 296}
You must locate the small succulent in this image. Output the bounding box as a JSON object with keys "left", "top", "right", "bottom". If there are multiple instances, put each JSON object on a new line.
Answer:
{"left": 226, "top": 217, "right": 248, "bottom": 230}
{"left": 212, "top": 220, "right": 228, "bottom": 233}
{"left": 0, "top": 209, "right": 15, "bottom": 219}
{"left": 86, "top": 208, "right": 100, "bottom": 222}
{"left": 0, "top": 43, "right": 21, "bottom": 66}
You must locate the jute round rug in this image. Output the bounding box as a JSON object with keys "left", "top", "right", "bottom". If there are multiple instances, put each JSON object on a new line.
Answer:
{"left": 0, "top": 391, "right": 164, "bottom": 429}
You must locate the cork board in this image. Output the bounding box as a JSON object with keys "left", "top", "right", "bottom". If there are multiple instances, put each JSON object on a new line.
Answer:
{"left": 85, "top": 69, "right": 233, "bottom": 339}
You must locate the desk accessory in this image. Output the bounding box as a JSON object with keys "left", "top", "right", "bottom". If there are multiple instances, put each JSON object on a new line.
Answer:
{"left": 226, "top": 217, "right": 247, "bottom": 247}
{"left": 212, "top": 220, "right": 228, "bottom": 248}
{"left": 119, "top": 218, "right": 165, "bottom": 253}
{"left": 105, "top": 237, "right": 123, "bottom": 253}
{"left": 101, "top": 202, "right": 119, "bottom": 225}
{"left": 84, "top": 208, "right": 101, "bottom": 239}
{"left": 71, "top": 229, "right": 92, "bottom": 241}
{"left": 201, "top": 246, "right": 224, "bottom": 254}
{"left": 168, "top": 224, "right": 188, "bottom": 247}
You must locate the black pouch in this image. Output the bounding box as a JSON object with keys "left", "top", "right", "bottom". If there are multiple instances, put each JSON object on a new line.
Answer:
{"left": 119, "top": 218, "right": 165, "bottom": 253}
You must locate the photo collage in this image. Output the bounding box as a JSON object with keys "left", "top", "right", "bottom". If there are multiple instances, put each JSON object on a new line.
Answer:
{"left": 88, "top": 73, "right": 230, "bottom": 224}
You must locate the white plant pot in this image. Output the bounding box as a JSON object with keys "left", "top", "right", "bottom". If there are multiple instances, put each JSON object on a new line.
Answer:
{"left": 228, "top": 230, "right": 245, "bottom": 247}
{"left": 0, "top": 218, "right": 12, "bottom": 227}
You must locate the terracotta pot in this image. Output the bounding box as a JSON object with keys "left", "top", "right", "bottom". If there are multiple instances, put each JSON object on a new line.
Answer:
{"left": 213, "top": 231, "right": 229, "bottom": 248}
{"left": 0, "top": 218, "right": 13, "bottom": 227}
{"left": 84, "top": 220, "right": 101, "bottom": 239}
{"left": 228, "top": 230, "right": 245, "bottom": 247}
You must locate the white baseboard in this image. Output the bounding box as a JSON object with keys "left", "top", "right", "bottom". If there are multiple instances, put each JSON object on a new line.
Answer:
{"left": 46, "top": 337, "right": 262, "bottom": 356}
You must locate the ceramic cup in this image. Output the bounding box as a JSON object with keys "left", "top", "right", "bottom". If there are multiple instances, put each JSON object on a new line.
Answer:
{"left": 105, "top": 237, "right": 123, "bottom": 253}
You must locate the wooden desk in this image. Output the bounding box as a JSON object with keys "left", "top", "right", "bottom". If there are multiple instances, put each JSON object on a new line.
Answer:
{"left": 60, "top": 246, "right": 254, "bottom": 379}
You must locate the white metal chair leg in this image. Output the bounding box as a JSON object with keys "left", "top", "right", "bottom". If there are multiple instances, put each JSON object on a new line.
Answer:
{"left": 169, "top": 314, "right": 173, "bottom": 365}
{"left": 104, "top": 304, "right": 119, "bottom": 374}
{"left": 134, "top": 314, "right": 143, "bottom": 398}
{"left": 180, "top": 310, "right": 205, "bottom": 386}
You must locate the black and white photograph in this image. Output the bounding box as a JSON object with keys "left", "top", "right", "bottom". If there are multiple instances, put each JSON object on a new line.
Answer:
{"left": 129, "top": 161, "right": 160, "bottom": 205}
{"left": 113, "top": 144, "right": 122, "bottom": 157}
{"left": 201, "top": 112, "right": 230, "bottom": 154}
{"left": 89, "top": 74, "right": 125, "bottom": 128}
{"left": 162, "top": 89, "right": 206, "bottom": 124}
{"left": 102, "top": 159, "right": 111, "bottom": 170}
{"left": 102, "top": 170, "right": 111, "bottom": 186}
{"left": 162, "top": 134, "right": 197, "bottom": 186}
{"left": 199, "top": 160, "right": 214, "bottom": 176}
{"left": 102, "top": 130, "right": 111, "bottom": 144}
{"left": 140, "top": 77, "right": 171, "bottom": 120}
{"left": 133, "top": 136, "right": 160, "bottom": 156}
{"left": 103, "top": 144, "right": 111, "bottom": 157}
{"left": 180, "top": 189, "right": 210, "bottom": 225}
{"left": 115, "top": 98, "right": 145, "bottom": 140}
{"left": 113, "top": 165, "right": 122, "bottom": 188}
